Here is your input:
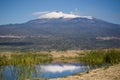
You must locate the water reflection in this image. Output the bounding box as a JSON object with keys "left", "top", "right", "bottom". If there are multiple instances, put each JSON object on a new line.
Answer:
{"left": 0, "top": 65, "right": 34, "bottom": 80}
{"left": 0, "top": 63, "right": 90, "bottom": 80}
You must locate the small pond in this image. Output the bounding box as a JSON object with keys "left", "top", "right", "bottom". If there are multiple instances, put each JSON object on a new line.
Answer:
{"left": 0, "top": 62, "right": 90, "bottom": 80}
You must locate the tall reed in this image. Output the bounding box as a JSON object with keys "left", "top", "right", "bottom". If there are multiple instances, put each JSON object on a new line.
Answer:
{"left": 0, "top": 52, "right": 52, "bottom": 66}
{"left": 79, "top": 49, "right": 120, "bottom": 65}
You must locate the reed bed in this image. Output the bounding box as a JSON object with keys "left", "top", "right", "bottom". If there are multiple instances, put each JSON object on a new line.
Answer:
{"left": 79, "top": 49, "right": 120, "bottom": 65}
{"left": 0, "top": 52, "right": 52, "bottom": 66}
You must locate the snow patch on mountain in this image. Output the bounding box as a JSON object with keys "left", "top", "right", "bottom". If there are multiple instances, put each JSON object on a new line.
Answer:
{"left": 33, "top": 11, "right": 93, "bottom": 19}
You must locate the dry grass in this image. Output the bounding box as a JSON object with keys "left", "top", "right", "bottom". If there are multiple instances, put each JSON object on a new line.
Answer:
{"left": 48, "top": 50, "right": 82, "bottom": 58}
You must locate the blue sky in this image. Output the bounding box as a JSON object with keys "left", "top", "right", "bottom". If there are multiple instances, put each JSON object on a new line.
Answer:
{"left": 0, "top": 0, "right": 120, "bottom": 25}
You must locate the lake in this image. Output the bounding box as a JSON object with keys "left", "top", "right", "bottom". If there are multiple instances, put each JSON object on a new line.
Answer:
{"left": 0, "top": 62, "right": 90, "bottom": 80}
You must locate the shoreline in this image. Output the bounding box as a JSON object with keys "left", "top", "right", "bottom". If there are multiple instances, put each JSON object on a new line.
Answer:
{"left": 49, "top": 63, "right": 120, "bottom": 80}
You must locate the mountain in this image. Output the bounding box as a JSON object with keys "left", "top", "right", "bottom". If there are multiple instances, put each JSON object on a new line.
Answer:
{"left": 0, "top": 17, "right": 120, "bottom": 50}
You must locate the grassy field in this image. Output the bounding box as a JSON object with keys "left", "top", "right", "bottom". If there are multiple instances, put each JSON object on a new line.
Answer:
{"left": 0, "top": 48, "right": 120, "bottom": 66}
{"left": 0, "top": 51, "right": 52, "bottom": 66}
{"left": 0, "top": 50, "right": 82, "bottom": 66}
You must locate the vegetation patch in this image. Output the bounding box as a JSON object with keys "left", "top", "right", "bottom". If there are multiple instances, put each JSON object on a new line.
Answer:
{"left": 0, "top": 51, "right": 52, "bottom": 66}
{"left": 79, "top": 49, "right": 120, "bottom": 65}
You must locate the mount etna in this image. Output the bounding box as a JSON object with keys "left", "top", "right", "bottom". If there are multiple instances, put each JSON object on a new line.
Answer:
{"left": 0, "top": 17, "right": 120, "bottom": 50}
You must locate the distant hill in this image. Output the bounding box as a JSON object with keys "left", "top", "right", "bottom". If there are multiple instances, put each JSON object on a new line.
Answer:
{"left": 0, "top": 17, "right": 120, "bottom": 50}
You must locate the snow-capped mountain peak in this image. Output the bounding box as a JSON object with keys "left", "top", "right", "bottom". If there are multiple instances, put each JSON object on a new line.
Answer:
{"left": 33, "top": 11, "right": 93, "bottom": 19}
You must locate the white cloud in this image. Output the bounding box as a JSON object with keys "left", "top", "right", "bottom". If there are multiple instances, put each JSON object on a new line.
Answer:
{"left": 33, "top": 11, "right": 49, "bottom": 15}
{"left": 33, "top": 11, "right": 93, "bottom": 19}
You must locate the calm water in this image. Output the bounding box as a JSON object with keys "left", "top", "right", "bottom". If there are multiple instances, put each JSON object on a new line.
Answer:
{"left": 0, "top": 62, "right": 90, "bottom": 80}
